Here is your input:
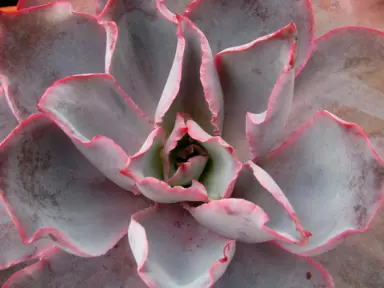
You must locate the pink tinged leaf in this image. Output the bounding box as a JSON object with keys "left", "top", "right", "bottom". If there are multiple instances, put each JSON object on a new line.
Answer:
{"left": 184, "top": 0, "right": 314, "bottom": 73}
{"left": 168, "top": 155, "right": 208, "bottom": 186}
{"left": 216, "top": 23, "right": 297, "bottom": 161}
{"left": 38, "top": 74, "right": 152, "bottom": 191}
{"left": 0, "top": 114, "right": 150, "bottom": 257}
{"left": 0, "top": 91, "right": 18, "bottom": 143}
{"left": 121, "top": 127, "right": 209, "bottom": 203}
{"left": 0, "top": 201, "right": 53, "bottom": 270}
{"left": 155, "top": 16, "right": 224, "bottom": 135}
{"left": 98, "top": 0, "right": 178, "bottom": 120}
{"left": 186, "top": 120, "right": 242, "bottom": 200}
{"left": 288, "top": 27, "right": 384, "bottom": 156}
{"left": 185, "top": 162, "right": 310, "bottom": 244}
{"left": 3, "top": 237, "right": 148, "bottom": 288}
{"left": 17, "top": 0, "right": 98, "bottom": 15}
{"left": 258, "top": 111, "right": 384, "bottom": 256}
{"left": 0, "top": 2, "right": 109, "bottom": 121}
{"left": 214, "top": 242, "right": 335, "bottom": 288}
{"left": 128, "top": 204, "right": 236, "bottom": 288}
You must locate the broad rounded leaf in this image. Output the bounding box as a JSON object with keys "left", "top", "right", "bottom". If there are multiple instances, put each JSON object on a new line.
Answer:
{"left": 259, "top": 111, "right": 384, "bottom": 256}
{"left": 3, "top": 237, "right": 147, "bottom": 288}
{"left": 214, "top": 242, "right": 335, "bottom": 288}
{"left": 129, "top": 204, "right": 236, "bottom": 288}
{"left": 0, "top": 114, "right": 150, "bottom": 257}
{"left": 18, "top": 0, "right": 98, "bottom": 15}
{"left": 0, "top": 201, "right": 53, "bottom": 270}
{"left": 156, "top": 16, "right": 223, "bottom": 135}
{"left": 183, "top": 0, "right": 314, "bottom": 73}
{"left": 99, "top": 0, "right": 178, "bottom": 119}
{"left": 38, "top": 74, "right": 152, "bottom": 191}
{"left": 288, "top": 27, "right": 384, "bottom": 156}
{"left": 185, "top": 162, "right": 310, "bottom": 244}
{"left": 216, "top": 23, "right": 296, "bottom": 160}
{"left": 0, "top": 2, "right": 110, "bottom": 120}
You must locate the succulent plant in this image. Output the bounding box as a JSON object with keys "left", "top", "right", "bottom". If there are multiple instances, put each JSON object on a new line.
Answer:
{"left": 0, "top": 0, "right": 383, "bottom": 287}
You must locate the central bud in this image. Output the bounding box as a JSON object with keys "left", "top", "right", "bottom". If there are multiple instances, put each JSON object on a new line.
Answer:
{"left": 167, "top": 135, "right": 210, "bottom": 187}
{"left": 172, "top": 135, "right": 208, "bottom": 166}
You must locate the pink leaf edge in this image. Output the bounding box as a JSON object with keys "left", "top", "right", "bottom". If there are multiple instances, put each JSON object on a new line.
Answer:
{"left": 183, "top": 0, "right": 315, "bottom": 76}
{"left": 128, "top": 204, "right": 236, "bottom": 288}
{"left": 273, "top": 110, "right": 384, "bottom": 255}
{"left": 0, "top": 2, "right": 117, "bottom": 122}
{"left": 0, "top": 114, "right": 136, "bottom": 258}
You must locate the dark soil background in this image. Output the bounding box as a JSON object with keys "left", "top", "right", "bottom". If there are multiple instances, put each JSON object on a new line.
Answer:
{"left": 0, "top": 0, "right": 18, "bottom": 7}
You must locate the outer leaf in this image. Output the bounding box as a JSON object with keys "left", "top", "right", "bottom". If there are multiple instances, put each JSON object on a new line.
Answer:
{"left": 0, "top": 2, "right": 110, "bottom": 120}
{"left": 186, "top": 120, "right": 242, "bottom": 200}
{"left": 0, "top": 201, "right": 53, "bottom": 270}
{"left": 0, "top": 91, "right": 18, "bottom": 143}
{"left": 0, "top": 114, "right": 150, "bottom": 257}
{"left": 185, "top": 162, "right": 310, "bottom": 244}
{"left": 287, "top": 27, "right": 384, "bottom": 156}
{"left": 259, "top": 111, "right": 384, "bottom": 256}
{"left": 128, "top": 204, "right": 236, "bottom": 288}
{"left": 18, "top": 0, "right": 98, "bottom": 15}
{"left": 122, "top": 128, "right": 209, "bottom": 203}
{"left": 3, "top": 237, "right": 147, "bottom": 288}
{"left": 98, "top": 0, "right": 178, "bottom": 119}
{"left": 155, "top": 16, "right": 223, "bottom": 135}
{"left": 38, "top": 74, "right": 152, "bottom": 191}
{"left": 182, "top": 0, "right": 314, "bottom": 73}
{"left": 216, "top": 23, "right": 296, "bottom": 161}
{"left": 214, "top": 242, "right": 334, "bottom": 288}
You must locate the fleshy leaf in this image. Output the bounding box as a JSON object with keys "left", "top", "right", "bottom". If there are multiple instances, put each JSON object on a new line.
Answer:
{"left": 0, "top": 114, "right": 150, "bottom": 257}
{"left": 18, "top": 0, "right": 98, "bottom": 15}
{"left": 183, "top": 0, "right": 314, "bottom": 73}
{"left": 129, "top": 204, "right": 236, "bottom": 288}
{"left": 0, "top": 201, "right": 53, "bottom": 270}
{"left": 186, "top": 120, "right": 242, "bottom": 200}
{"left": 3, "top": 237, "right": 147, "bottom": 288}
{"left": 38, "top": 74, "right": 152, "bottom": 191}
{"left": 0, "top": 91, "right": 18, "bottom": 143}
{"left": 98, "top": 0, "right": 178, "bottom": 119}
{"left": 259, "top": 111, "right": 384, "bottom": 256}
{"left": 216, "top": 23, "right": 296, "bottom": 161}
{"left": 288, "top": 27, "right": 384, "bottom": 156}
{"left": 214, "top": 242, "right": 334, "bottom": 288}
{"left": 168, "top": 155, "right": 208, "bottom": 186}
{"left": 155, "top": 16, "right": 223, "bottom": 135}
{"left": 0, "top": 2, "right": 110, "bottom": 120}
{"left": 185, "top": 162, "right": 309, "bottom": 244}
{"left": 122, "top": 128, "right": 209, "bottom": 203}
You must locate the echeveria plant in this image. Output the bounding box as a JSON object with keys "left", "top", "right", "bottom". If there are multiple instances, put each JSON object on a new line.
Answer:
{"left": 0, "top": 0, "right": 383, "bottom": 287}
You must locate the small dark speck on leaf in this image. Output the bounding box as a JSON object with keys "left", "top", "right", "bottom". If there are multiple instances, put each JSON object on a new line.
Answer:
{"left": 306, "top": 272, "right": 312, "bottom": 280}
